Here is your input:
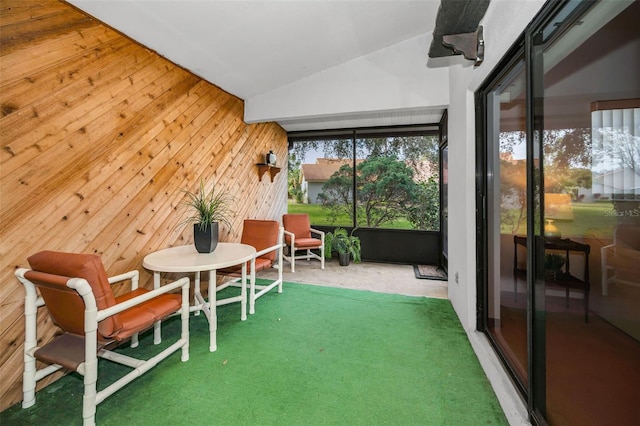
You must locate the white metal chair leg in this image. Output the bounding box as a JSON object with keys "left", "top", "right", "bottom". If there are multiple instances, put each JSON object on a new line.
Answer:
{"left": 180, "top": 282, "right": 190, "bottom": 362}
{"left": 209, "top": 270, "right": 217, "bottom": 352}
{"left": 241, "top": 262, "right": 248, "bottom": 320}
{"left": 278, "top": 241, "right": 284, "bottom": 293}
{"left": 249, "top": 258, "right": 256, "bottom": 315}
{"left": 291, "top": 235, "right": 296, "bottom": 273}
{"left": 81, "top": 283, "right": 99, "bottom": 426}
{"left": 320, "top": 234, "right": 325, "bottom": 269}
{"left": 22, "top": 281, "right": 38, "bottom": 409}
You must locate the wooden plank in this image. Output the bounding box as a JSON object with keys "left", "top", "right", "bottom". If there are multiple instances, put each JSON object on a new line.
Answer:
{"left": 0, "top": 79, "right": 224, "bottom": 296}
{"left": 1, "top": 7, "right": 95, "bottom": 55}
{"left": 0, "top": 0, "right": 288, "bottom": 411}
{"left": 0, "top": 1, "right": 67, "bottom": 25}
{"left": 0, "top": 24, "right": 119, "bottom": 85}
{"left": 0, "top": 48, "right": 161, "bottom": 158}
{"left": 0, "top": 70, "right": 203, "bottom": 263}
{"left": 0, "top": 61, "right": 190, "bottom": 227}
{"left": 0, "top": 37, "right": 134, "bottom": 128}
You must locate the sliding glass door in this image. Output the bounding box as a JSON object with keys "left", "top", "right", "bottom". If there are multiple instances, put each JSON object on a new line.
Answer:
{"left": 479, "top": 1, "right": 640, "bottom": 424}
{"left": 482, "top": 55, "right": 529, "bottom": 390}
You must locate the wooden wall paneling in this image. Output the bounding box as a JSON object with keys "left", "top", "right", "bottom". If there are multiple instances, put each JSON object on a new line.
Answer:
{"left": 0, "top": 61, "right": 193, "bottom": 237}
{"left": 123, "top": 91, "right": 241, "bottom": 260}
{"left": 94, "top": 96, "right": 246, "bottom": 283}
{"left": 0, "top": 0, "right": 288, "bottom": 411}
{"left": 0, "top": 24, "right": 119, "bottom": 85}
{"left": 1, "top": 17, "right": 88, "bottom": 56}
{"left": 0, "top": 70, "right": 199, "bottom": 284}
{"left": 101, "top": 85, "right": 231, "bottom": 266}
{"left": 0, "top": 9, "right": 95, "bottom": 56}
{"left": 0, "top": 70, "right": 208, "bottom": 390}
{"left": 0, "top": 53, "right": 166, "bottom": 181}
{"left": 0, "top": 56, "right": 163, "bottom": 179}
{"left": 92, "top": 105, "right": 231, "bottom": 269}
{"left": 0, "top": 1, "right": 71, "bottom": 28}
{"left": 215, "top": 124, "right": 269, "bottom": 212}
{"left": 1, "top": 38, "right": 148, "bottom": 144}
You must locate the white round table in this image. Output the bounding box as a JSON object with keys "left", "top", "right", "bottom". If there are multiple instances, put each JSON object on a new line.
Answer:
{"left": 143, "top": 243, "right": 256, "bottom": 352}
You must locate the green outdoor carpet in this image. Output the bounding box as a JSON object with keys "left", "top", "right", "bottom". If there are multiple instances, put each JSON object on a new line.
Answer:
{"left": 1, "top": 282, "right": 507, "bottom": 425}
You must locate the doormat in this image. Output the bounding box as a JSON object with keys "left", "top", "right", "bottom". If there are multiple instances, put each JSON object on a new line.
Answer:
{"left": 413, "top": 264, "right": 448, "bottom": 281}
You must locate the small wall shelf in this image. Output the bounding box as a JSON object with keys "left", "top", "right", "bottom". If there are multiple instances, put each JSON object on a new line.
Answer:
{"left": 257, "top": 164, "right": 281, "bottom": 182}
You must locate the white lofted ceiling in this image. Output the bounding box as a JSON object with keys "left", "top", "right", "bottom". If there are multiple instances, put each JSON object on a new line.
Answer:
{"left": 68, "top": 0, "right": 448, "bottom": 131}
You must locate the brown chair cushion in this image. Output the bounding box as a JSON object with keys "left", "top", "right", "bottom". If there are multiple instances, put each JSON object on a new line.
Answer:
{"left": 283, "top": 214, "right": 312, "bottom": 245}
{"left": 218, "top": 257, "right": 273, "bottom": 277}
{"left": 293, "top": 237, "right": 322, "bottom": 249}
{"left": 28, "top": 251, "right": 123, "bottom": 339}
{"left": 24, "top": 270, "right": 88, "bottom": 336}
{"left": 114, "top": 289, "right": 182, "bottom": 341}
{"left": 241, "top": 219, "right": 279, "bottom": 262}
{"left": 616, "top": 224, "right": 640, "bottom": 250}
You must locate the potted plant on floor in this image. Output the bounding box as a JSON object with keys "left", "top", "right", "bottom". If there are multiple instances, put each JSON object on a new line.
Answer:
{"left": 325, "top": 227, "right": 361, "bottom": 266}
{"left": 544, "top": 253, "right": 565, "bottom": 281}
{"left": 177, "top": 179, "right": 234, "bottom": 253}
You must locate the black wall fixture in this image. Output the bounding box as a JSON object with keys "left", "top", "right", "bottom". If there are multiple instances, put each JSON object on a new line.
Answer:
{"left": 428, "top": 0, "right": 490, "bottom": 65}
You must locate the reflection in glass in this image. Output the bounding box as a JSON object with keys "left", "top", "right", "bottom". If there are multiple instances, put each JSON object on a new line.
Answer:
{"left": 486, "top": 59, "right": 529, "bottom": 387}
{"left": 536, "top": 1, "right": 640, "bottom": 424}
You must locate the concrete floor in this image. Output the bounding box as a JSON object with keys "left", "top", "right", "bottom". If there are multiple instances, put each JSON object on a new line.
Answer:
{"left": 259, "top": 258, "right": 448, "bottom": 299}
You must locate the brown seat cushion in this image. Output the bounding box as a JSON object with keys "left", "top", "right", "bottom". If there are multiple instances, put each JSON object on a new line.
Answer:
{"left": 28, "top": 251, "right": 123, "bottom": 339}
{"left": 114, "top": 289, "right": 181, "bottom": 341}
{"left": 218, "top": 257, "right": 273, "bottom": 277}
{"left": 219, "top": 219, "right": 280, "bottom": 277}
{"left": 283, "top": 214, "right": 313, "bottom": 245}
{"left": 292, "top": 237, "right": 322, "bottom": 249}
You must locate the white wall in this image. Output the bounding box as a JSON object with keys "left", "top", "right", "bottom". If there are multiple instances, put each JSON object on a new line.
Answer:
{"left": 445, "top": 2, "right": 546, "bottom": 423}
{"left": 245, "top": 33, "right": 448, "bottom": 123}
{"left": 446, "top": 0, "right": 546, "bottom": 332}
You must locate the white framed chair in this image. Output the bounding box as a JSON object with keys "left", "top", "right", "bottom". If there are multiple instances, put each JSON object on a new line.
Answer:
{"left": 218, "top": 219, "right": 284, "bottom": 314}
{"left": 282, "top": 213, "right": 325, "bottom": 272}
{"left": 15, "top": 251, "right": 190, "bottom": 426}
{"left": 601, "top": 224, "right": 640, "bottom": 295}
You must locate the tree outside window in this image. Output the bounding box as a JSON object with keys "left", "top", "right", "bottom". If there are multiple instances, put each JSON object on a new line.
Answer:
{"left": 288, "top": 131, "right": 440, "bottom": 230}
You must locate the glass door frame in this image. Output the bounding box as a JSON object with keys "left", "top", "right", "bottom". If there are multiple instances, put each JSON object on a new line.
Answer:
{"left": 440, "top": 110, "right": 449, "bottom": 273}
{"left": 477, "top": 1, "right": 606, "bottom": 424}
{"left": 475, "top": 39, "right": 530, "bottom": 398}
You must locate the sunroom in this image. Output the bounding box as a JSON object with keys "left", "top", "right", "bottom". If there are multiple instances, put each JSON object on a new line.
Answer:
{"left": 1, "top": 1, "right": 638, "bottom": 425}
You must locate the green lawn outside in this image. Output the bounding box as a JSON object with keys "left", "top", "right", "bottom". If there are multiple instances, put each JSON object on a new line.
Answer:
{"left": 289, "top": 201, "right": 617, "bottom": 236}
{"left": 501, "top": 202, "right": 616, "bottom": 239}
{"left": 560, "top": 202, "right": 616, "bottom": 238}
{"left": 287, "top": 202, "right": 413, "bottom": 229}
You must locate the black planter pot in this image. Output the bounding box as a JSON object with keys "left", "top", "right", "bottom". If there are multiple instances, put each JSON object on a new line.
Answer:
{"left": 338, "top": 251, "right": 350, "bottom": 266}
{"left": 194, "top": 222, "right": 219, "bottom": 253}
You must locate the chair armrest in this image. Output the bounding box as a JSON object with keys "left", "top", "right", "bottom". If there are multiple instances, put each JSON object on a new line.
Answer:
{"left": 601, "top": 243, "right": 614, "bottom": 262}
{"left": 310, "top": 228, "right": 325, "bottom": 238}
{"left": 611, "top": 247, "right": 640, "bottom": 261}
{"left": 108, "top": 270, "right": 140, "bottom": 290}
{"left": 283, "top": 229, "right": 295, "bottom": 246}
{"left": 255, "top": 243, "right": 283, "bottom": 258}
{"left": 97, "top": 277, "right": 190, "bottom": 321}
{"left": 600, "top": 243, "right": 614, "bottom": 252}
